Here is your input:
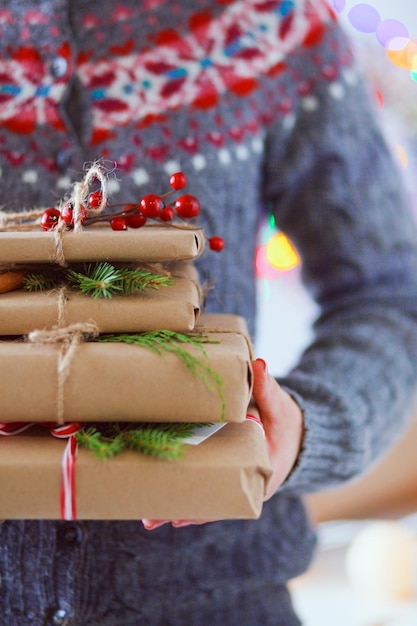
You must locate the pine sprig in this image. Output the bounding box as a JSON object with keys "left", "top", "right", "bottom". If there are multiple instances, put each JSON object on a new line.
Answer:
{"left": 117, "top": 268, "right": 173, "bottom": 295}
{"left": 23, "top": 272, "right": 60, "bottom": 292}
{"left": 66, "top": 262, "right": 124, "bottom": 298}
{"left": 76, "top": 422, "right": 203, "bottom": 460}
{"left": 23, "top": 262, "right": 173, "bottom": 298}
{"left": 97, "top": 330, "right": 226, "bottom": 420}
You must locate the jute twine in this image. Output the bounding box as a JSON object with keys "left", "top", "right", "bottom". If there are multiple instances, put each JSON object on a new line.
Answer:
{"left": 53, "top": 163, "right": 109, "bottom": 266}
{"left": 0, "top": 208, "right": 44, "bottom": 229}
{"left": 27, "top": 322, "right": 99, "bottom": 424}
{"left": 56, "top": 286, "right": 69, "bottom": 327}
{"left": 0, "top": 163, "right": 110, "bottom": 265}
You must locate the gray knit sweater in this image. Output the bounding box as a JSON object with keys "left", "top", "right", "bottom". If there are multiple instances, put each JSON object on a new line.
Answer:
{"left": 2, "top": 1, "right": 417, "bottom": 624}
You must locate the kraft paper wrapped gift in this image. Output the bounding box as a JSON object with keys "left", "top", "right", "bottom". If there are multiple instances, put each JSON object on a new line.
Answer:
{"left": 0, "top": 224, "right": 205, "bottom": 264}
{"left": 0, "top": 314, "right": 253, "bottom": 423}
{"left": 0, "top": 420, "right": 271, "bottom": 520}
{"left": 0, "top": 273, "right": 201, "bottom": 334}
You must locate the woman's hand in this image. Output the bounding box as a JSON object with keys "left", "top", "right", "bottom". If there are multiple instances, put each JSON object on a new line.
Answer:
{"left": 143, "top": 358, "right": 305, "bottom": 530}
{"left": 251, "top": 358, "right": 304, "bottom": 500}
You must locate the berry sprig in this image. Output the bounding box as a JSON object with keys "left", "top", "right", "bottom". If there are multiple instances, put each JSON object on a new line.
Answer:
{"left": 40, "top": 171, "right": 225, "bottom": 253}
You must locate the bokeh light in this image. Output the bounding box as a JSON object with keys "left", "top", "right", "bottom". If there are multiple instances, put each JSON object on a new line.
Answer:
{"left": 395, "top": 144, "right": 409, "bottom": 168}
{"left": 255, "top": 245, "right": 286, "bottom": 279}
{"left": 332, "top": 0, "right": 346, "bottom": 13}
{"left": 376, "top": 19, "right": 409, "bottom": 47}
{"left": 348, "top": 3, "right": 381, "bottom": 34}
{"left": 386, "top": 38, "right": 417, "bottom": 70}
{"left": 375, "top": 89, "right": 384, "bottom": 107}
{"left": 333, "top": 1, "right": 417, "bottom": 83}
{"left": 266, "top": 232, "right": 300, "bottom": 271}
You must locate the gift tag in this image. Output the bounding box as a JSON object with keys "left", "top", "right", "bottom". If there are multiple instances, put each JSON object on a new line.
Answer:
{"left": 183, "top": 423, "right": 226, "bottom": 445}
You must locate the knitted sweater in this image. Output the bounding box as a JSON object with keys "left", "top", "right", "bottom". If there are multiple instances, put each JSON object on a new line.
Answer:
{"left": 2, "top": 1, "right": 417, "bottom": 624}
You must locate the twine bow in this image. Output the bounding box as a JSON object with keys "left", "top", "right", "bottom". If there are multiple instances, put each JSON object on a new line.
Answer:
{"left": 54, "top": 163, "right": 109, "bottom": 265}
{"left": 27, "top": 322, "right": 99, "bottom": 425}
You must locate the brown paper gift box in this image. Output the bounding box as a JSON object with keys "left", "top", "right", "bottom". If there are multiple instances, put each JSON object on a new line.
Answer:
{"left": 0, "top": 314, "right": 253, "bottom": 423}
{"left": 0, "top": 275, "right": 201, "bottom": 334}
{"left": 0, "top": 420, "right": 271, "bottom": 520}
{"left": 0, "top": 225, "right": 204, "bottom": 264}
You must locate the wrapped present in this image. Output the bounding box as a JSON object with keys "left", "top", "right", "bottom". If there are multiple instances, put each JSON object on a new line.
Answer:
{"left": 0, "top": 314, "right": 253, "bottom": 424}
{"left": 0, "top": 224, "right": 205, "bottom": 265}
{"left": 0, "top": 268, "right": 201, "bottom": 334}
{"left": 0, "top": 419, "right": 271, "bottom": 520}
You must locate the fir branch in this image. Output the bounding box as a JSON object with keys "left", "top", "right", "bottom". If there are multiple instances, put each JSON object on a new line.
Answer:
{"left": 66, "top": 262, "right": 124, "bottom": 298}
{"left": 122, "top": 423, "right": 195, "bottom": 460}
{"left": 66, "top": 262, "right": 173, "bottom": 298}
{"left": 23, "top": 271, "right": 62, "bottom": 292}
{"left": 75, "top": 422, "right": 204, "bottom": 460}
{"left": 23, "top": 263, "right": 173, "bottom": 297}
{"left": 76, "top": 426, "right": 125, "bottom": 458}
{"left": 97, "top": 330, "right": 226, "bottom": 420}
{"left": 118, "top": 268, "right": 173, "bottom": 294}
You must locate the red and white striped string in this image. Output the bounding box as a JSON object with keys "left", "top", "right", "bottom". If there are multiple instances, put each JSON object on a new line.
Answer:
{"left": 0, "top": 421, "right": 82, "bottom": 520}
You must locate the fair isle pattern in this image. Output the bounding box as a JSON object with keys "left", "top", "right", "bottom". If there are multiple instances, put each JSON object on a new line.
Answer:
{"left": 0, "top": 0, "right": 335, "bottom": 138}
{"left": 0, "top": 0, "right": 356, "bottom": 197}
{"left": 77, "top": 0, "right": 333, "bottom": 133}
{"left": 0, "top": 43, "right": 72, "bottom": 135}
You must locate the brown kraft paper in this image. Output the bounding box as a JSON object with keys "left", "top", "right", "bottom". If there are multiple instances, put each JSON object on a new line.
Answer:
{"left": 0, "top": 420, "right": 271, "bottom": 520}
{"left": 0, "top": 225, "right": 205, "bottom": 264}
{"left": 0, "top": 276, "right": 201, "bottom": 334}
{"left": 0, "top": 317, "right": 253, "bottom": 423}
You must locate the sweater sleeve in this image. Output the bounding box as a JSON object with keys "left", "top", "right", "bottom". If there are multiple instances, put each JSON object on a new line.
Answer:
{"left": 263, "top": 22, "right": 417, "bottom": 495}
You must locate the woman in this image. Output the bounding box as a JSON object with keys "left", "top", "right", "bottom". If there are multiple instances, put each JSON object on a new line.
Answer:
{"left": 1, "top": 1, "right": 417, "bottom": 624}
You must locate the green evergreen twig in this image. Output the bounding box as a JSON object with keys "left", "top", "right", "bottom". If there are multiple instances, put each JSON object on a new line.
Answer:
{"left": 76, "top": 422, "right": 204, "bottom": 460}
{"left": 97, "top": 330, "right": 226, "bottom": 420}
{"left": 22, "top": 272, "right": 60, "bottom": 291}
{"left": 23, "top": 262, "right": 173, "bottom": 298}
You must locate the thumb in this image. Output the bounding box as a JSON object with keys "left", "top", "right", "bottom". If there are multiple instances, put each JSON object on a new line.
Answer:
{"left": 251, "top": 358, "right": 305, "bottom": 499}
{"left": 251, "top": 358, "right": 279, "bottom": 434}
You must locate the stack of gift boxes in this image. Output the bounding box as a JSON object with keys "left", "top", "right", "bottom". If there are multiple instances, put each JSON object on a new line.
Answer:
{"left": 0, "top": 223, "right": 271, "bottom": 521}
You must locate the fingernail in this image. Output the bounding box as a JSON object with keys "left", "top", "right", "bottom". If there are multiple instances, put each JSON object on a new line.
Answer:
{"left": 142, "top": 520, "right": 167, "bottom": 530}
{"left": 246, "top": 413, "right": 266, "bottom": 438}
{"left": 255, "top": 358, "right": 267, "bottom": 373}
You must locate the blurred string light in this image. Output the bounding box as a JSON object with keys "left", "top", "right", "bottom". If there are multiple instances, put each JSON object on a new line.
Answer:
{"left": 256, "top": 1, "right": 414, "bottom": 280}
{"left": 332, "top": 1, "right": 417, "bottom": 81}
{"left": 332, "top": 1, "right": 414, "bottom": 171}
{"left": 396, "top": 144, "right": 409, "bottom": 168}
{"left": 255, "top": 214, "right": 300, "bottom": 279}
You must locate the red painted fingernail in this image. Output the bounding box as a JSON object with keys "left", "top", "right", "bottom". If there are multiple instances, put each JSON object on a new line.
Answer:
{"left": 246, "top": 414, "right": 266, "bottom": 438}
{"left": 142, "top": 520, "right": 167, "bottom": 530}
{"left": 255, "top": 358, "right": 267, "bottom": 372}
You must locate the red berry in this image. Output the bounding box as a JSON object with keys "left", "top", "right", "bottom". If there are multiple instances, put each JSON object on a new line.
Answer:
{"left": 60, "top": 203, "right": 73, "bottom": 225}
{"left": 122, "top": 204, "right": 147, "bottom": 228}
{"left": 61, "top": 202, "right": 87, "bottom": 227}
{"left": 110, "top": 216, "right": 128, "bottom": 231}
{"left": 88, "top": 190, "right": 104, "bottom": 208}
{"left": 123, "top": 203, "right": 138, "bottom": 213}
{"left": 208, "top": 236, "right": 225, "bottom": 252}
{"left": 160, "top": 207, "right": 174, "bottom": 222}
{"left": 126, "top": 213, "right": 147, "bottom": 228}
{"left": 139, "top": 194, "right": 164, "bottom": 218}
{"left": 169, "top": 171, "right": 187, "bottom": 191}
{"left": 40, "top": 208, "right": 61, "bottom": 231}
{"left": 175, "top": 194, "right": 200, "bottom": 219}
